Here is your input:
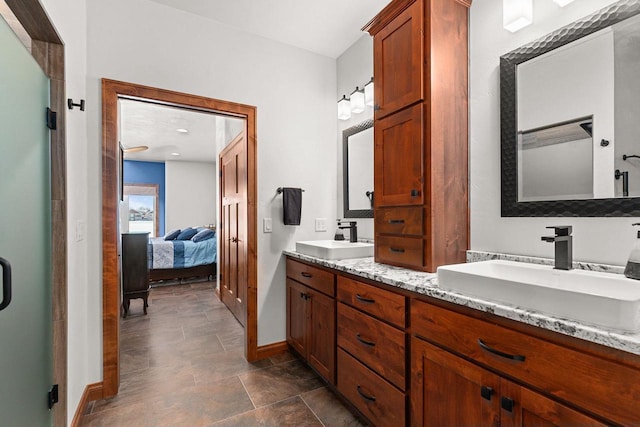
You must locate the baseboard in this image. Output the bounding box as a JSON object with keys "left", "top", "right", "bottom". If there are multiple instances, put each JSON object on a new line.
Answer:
{"left": 71, "top": 382, "right": 103, "bottom": 427}
{"left": 256, "top": 341, "right": 288, "bottom": 359}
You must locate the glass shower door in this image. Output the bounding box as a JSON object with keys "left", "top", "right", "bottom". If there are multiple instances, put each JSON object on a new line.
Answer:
{"left": 0, "top": 14, "right": 53, "bottom": 427}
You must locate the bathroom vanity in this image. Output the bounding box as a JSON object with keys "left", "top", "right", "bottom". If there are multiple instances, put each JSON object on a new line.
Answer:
{"left": 285, "top": 252, "right": 640, "bottom": 426}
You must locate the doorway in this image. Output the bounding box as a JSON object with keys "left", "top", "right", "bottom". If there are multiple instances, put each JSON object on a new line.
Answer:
{"left": 101, "top": 79, "right": 258, "bottom": 397}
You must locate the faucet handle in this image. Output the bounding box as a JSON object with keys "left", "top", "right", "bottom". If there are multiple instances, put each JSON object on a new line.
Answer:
{"left": 545, "top": 225, "right": 572, "bottom": 236}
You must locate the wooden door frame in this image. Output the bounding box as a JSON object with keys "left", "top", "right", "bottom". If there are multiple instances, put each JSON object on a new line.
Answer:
{"left": 101, "top": 79, "right": 259, "bottom": 397}
{"left": 3, "top": 1, "right": 67, "bottom": 425}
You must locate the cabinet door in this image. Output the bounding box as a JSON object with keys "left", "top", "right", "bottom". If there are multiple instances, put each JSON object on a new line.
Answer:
{"left": 500, "top": 379, "right": 608, "bottom": 427}
{"left": 375, "top": 103, "right": 424, "bottom": 207}
{"left": 411, "top": 337, "right": 500, "bottom": 427}
{"left": 286, "top": 279, "right": 308, "bottom": 357}
{"left": 308, "top": 287, "right": 335, "bottom": 384}
{"left": 373, "top": 0, "right": 423, "bottom": 119}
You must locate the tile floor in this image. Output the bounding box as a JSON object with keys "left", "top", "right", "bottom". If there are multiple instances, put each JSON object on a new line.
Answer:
{"left": 80, "top": 280, "right": 365, "bottom": 426}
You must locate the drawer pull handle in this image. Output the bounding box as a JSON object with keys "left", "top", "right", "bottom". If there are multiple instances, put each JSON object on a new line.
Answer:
{"left": 355, "top": 294, "right": 375, "bottom": 304}
{"left": 301, "top": 272, "right": 313, "bottom": 278}
{"left": 388, "top": 219, "right": 405, "bottom": 224}
{"left": 501, "top": 397, "right": 514, "bottom": 413}
{"left": 478, "top": 339, "right": 526, "bottom": 362}
{"left": 480, "top": 386, "right": 493, "bottom": 401}
{"left": 356, "top": 385, "right": 376, "bottom": 403}
{"left": 355, "top": 333, "right": 376, "bottom": 347}
{"left": 389, "top": 247, "right": 405, "bottom": 253}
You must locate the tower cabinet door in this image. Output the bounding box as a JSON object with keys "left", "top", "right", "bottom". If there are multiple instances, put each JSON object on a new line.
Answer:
{"left": 307, "top": 287, "right": 336, "bottom": 384}
{"left": 411, "top": 337, "right": 500, "bottom": 427}
{"left": 375, "top": 103, "right": 424, "bottom": 207}
{"left": 373, "top": 0, "right": 423, "bottom": 119}
{"left": 286, "top": 278, "right": 308, "bottom": 357}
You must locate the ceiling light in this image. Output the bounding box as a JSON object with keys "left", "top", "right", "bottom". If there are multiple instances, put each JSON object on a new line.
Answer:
{"left": 350, "top": 86, "right": 365, "bottom": 114}
{"left": 364, "top": 77, "right": 374, "bottom": 107}
{"left": 170, "top": 152, "right": 180, "bottom": 156}
{"left": 338, "top": 95, "right": 351, "bottom": 120}
{"left": 503, "top": 0, "right": 532, "bottom": 32}
{"left": 176, "top": 128, "right": 189, "bottom": 133}
{"left": 552, "top": 0, "right": 574, "bottom": 6}
{"left": 122, "top": 145, "right": 148, "bottom": 153}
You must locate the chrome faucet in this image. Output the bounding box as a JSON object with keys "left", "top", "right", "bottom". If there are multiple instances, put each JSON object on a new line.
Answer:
{"left": 337, "top": 220, "right": 358, "bottom": 243}
{"left": 541, "top": 226, "right": 573, "bottom": 270}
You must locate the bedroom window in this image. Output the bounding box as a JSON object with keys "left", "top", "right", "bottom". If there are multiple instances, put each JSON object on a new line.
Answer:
{"left": 123, "top": 184, "right": 159, "bottom": 237}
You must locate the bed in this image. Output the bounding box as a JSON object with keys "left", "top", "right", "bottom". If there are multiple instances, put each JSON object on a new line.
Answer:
{"left": 147, "top": 232, "right": 217, "bottom": 283}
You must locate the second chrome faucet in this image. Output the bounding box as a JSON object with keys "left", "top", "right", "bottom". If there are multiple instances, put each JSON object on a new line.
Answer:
{"left": 541, "top": 226, "right": 573, "bottom": 270}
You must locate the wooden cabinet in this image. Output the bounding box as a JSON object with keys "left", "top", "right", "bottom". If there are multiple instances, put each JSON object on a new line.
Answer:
{"left": 121, "top": 232, "right": 150, "bottom": 317}
{"left": 411, "top": 299, "right": 638, "bottom": 426}
{"left": 336, "top": 275, "right": 407, "bottom": 425}
{"left": 366, "top": 0, "right": 470, "bottom": 272}
{"left": 285, "top": 259, "right": 336, "bottom": 384}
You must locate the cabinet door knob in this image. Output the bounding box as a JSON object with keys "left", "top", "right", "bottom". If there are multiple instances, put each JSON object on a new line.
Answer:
{"left": 374, "top": 104, "right": 380, "bottom": 111}
{"left": 480, "top": 386, "right": 493, "bottom": 401}
{"left": 410, "top": 189, "right": 420, "bottom": 197}
{"left": 501, "top": 397, "right": 515, "bottom": 413}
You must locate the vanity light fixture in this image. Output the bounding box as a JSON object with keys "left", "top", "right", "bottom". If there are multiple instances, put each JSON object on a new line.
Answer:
{"left": 350, "top": 87, "right": 365, "bottom": 114}
{"left": 503, "top": 0, "right": 532, "bottom": 32}
{"left": 338, "top": 95, "right": 351, "bottom": 120}
{"left": 364, "top": 77, "right": 374, "bottom": 107}
{"left": 552, "top": 0, "right": 574, "bottom": 6}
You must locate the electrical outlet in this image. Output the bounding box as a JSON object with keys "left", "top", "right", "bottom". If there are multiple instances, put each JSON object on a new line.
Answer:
{"left": 263, "top": 218, "right": 272, "bottom": 233}
{"left": 315, "top": 218, "right": 328, "bottom": 232}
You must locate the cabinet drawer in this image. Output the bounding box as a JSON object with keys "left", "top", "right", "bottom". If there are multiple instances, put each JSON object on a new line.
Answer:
{"left": 286, "top": 258, "right": 335, "bottom": 296}
{"left": 375, "top": 206, "right": 423, "bottom": 236}
{"left": 337, "top": 348, "right": 405, "bottom": 427}
{"left": 375, "top": 235, "right": 423, "bottom": 268}
{"left": 411, "top": 299, "right": 640, "bottom": 426}
{"left": 337, "top": 275, "right": 406, "bottom": 328}
{"left": 337, "top": 303, "right": 405, "bottom": 390}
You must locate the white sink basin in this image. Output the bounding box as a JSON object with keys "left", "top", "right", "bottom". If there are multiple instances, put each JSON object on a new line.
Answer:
{"left": 295, "top": 240, "right": 374, "bottom": 260}
{"left": 437, "top": 260, "right": 640, "bottom": 333}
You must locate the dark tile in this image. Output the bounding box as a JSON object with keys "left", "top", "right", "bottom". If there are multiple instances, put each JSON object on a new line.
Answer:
{"left": 301, "top": 387, "right": 367, "bottom": 427}
{"left": 239, "top": 359, "right": 323, "bottom": 407}
{"left": 120, "top": 348, "right": 149, "bottom": 374}
{"left": 118, "top": 363, "right": 195, "bottom": 399}
{"left": 269, "top": 351, "right": 296, "bottom": 365}
{"left": 211, "top": 396, "right": 323, "bottom": 427}
{"left": 192, "top": 349, "right": 272, "bottom": 385}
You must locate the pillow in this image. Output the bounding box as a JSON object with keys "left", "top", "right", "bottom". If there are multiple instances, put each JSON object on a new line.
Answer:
{"left": 176, "top": 227, "right": 198, "bottom": 240}
{"left": 164, "top": 228, "right": 181, "bottom": 241}
{"left": 192, "top": 228, "right": 215, "bottom": 243}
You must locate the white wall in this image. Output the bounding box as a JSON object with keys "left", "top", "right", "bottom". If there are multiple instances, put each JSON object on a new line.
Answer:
{"left": 337, "top": 34, "right": 375, "bottom": 239}
{"left": 36, "top": 0, "right": 92, "bottom": 424}
{"left": 470, "top": 0, "right": 637, "bottom": 266}
{"left": 86, "top": 0, "right": 337, "bottom": 347}
{"left": 165, "top": 161, "right": 216, "bottom": 231}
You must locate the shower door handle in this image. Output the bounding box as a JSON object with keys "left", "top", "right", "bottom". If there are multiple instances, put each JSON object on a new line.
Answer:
{"left": 0, "top": 257, "right": 12, "bottom": 311}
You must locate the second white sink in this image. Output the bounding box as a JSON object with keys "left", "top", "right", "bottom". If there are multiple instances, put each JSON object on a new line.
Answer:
{"left": 296, "top": 240, "right": 374, "bottom": 260}
{"left": 437, "top": 260, "right": 640, "bottom": 333}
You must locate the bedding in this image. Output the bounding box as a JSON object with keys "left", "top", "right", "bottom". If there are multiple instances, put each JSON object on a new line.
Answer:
{"left": 148, "top": 234, "right": 217, "bottom": 270}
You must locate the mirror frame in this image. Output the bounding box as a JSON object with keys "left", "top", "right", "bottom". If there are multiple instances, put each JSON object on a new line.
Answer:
{"left": 343, "top": 119, "right": 374, "bottom": 218}
{"left": 501, "top": 0, "right": 640, "bottom": 217}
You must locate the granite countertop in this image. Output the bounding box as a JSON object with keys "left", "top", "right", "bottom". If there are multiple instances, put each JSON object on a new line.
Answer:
{"left": 283, "top": 249, "right": 640, "bottom": 357}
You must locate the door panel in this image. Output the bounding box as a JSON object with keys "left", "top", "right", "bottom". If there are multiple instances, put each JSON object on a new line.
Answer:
{"left": 0, "top": 15, "right": 53, "bottom": 426}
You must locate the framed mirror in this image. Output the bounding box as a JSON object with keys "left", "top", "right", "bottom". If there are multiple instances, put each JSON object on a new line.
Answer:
{"left": 343, "top": 119, "right": 374, "bottom": 218}
{"left": 501, "top": 0, "right": 640, "bottom": 216}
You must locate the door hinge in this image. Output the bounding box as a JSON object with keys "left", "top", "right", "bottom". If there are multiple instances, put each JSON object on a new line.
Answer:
{"left": 46, "top": 108, "right": 57, "bottom": 130}
{"left": 48, "top": 384, "right": 59, "bottom": 409}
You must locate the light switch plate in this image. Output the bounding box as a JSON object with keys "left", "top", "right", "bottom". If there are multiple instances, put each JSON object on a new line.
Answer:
{"left": 263, "top": 218, "right": 272, "bottom": 233}
{"left": 315, "top": 218, "right": 327, "bottom": 232}
{"left": 76, "top": 220, "right": 86, "bottom": 242}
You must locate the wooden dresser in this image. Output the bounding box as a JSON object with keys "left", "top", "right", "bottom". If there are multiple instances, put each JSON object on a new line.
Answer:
{"left": 364, "top": 0, "right": 471, "bottom": 272}
{"left": 121, "top": 232, "right": 150, "bottom": 317}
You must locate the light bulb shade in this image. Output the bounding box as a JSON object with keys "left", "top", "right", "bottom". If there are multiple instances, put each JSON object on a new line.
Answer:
{"left": 503, "top": 0, "right": 532, "bottom": 32}
{"left": 364, "top": 78, "right": 374, "bottom": 107}
{"left": 350, "top": 87, "right": 365, "bottom": 114}
{"left": 338, "top": 95, "right": 351, "bottom": 120}
{"left": 552, "top": 0, "right": 574, "bottom": 6}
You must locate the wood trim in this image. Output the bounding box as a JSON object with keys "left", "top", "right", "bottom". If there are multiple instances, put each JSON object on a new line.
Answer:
{"left": 70, "top": 382, "right": 104, "bottom": 427}
{"left": 362, "top": 0, "right": 415, "bottom": 35}
{"left": 257, "top": 341, "right": 289, "bottom": 359}
{"left": 7, "top": 2, "right": 67, "bottom": 425}
{"left": 102, "top": 79, "right": 259, "bottom": 398}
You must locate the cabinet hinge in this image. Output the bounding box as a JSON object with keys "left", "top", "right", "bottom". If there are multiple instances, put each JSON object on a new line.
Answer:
{"left": 46, "top": 108, "right": 57, "bottom": 130}
{"left": 48, "top": 384, "right": 59, "bottom": 409}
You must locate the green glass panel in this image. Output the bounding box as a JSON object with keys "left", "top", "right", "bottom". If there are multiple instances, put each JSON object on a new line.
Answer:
{"left": 0, "top": 15, "right": 52, "bottom": 427}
